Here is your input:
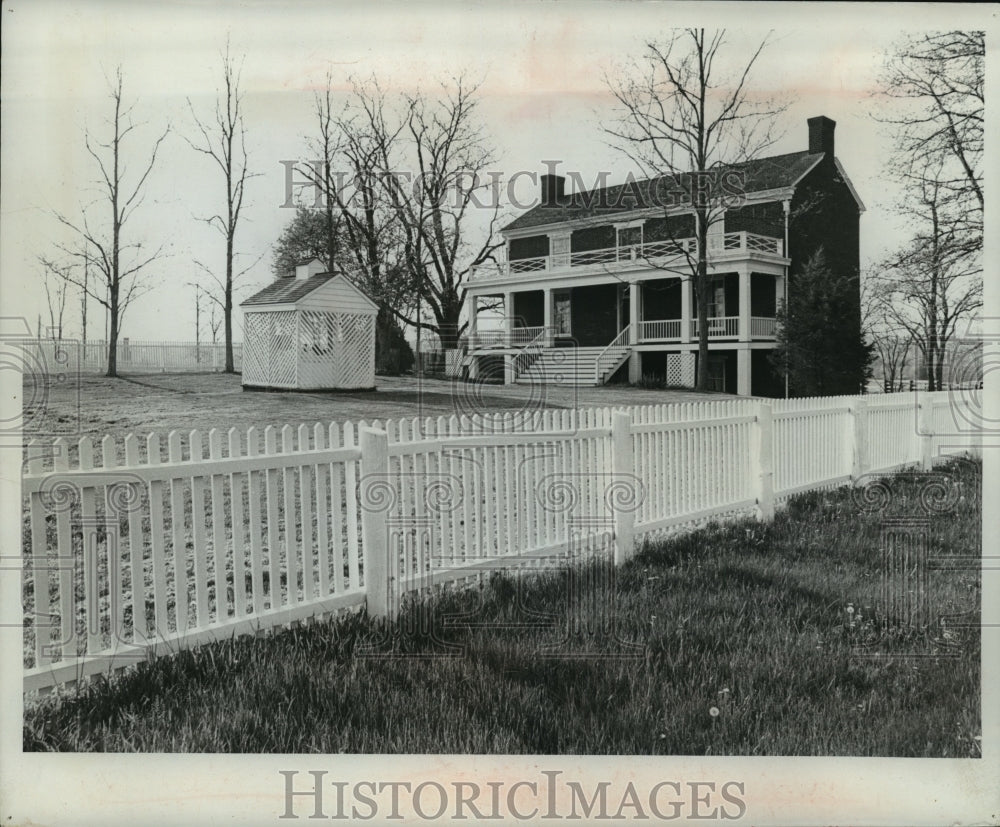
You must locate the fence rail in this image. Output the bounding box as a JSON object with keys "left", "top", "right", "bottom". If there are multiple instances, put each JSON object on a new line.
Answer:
{"left": 21, "top": 391, "right": 979, "bottom": 692}
{"left": 8, "top": 339, "right": 242, "bottom": 374}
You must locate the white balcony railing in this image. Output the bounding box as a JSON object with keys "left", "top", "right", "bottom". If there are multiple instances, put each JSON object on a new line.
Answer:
{"left": 750, "top": 316, "right": 778, "bottom": 337}
{"left": 692, "top": 316, "right": 740, "bottom": 338}
{"left": 471, "top": 231, "right": 782, "bottom": 280}
{"left": 465, "top": 326, "right": 550, "bottom": 349}
{"left": 637, "top": 319, "right": 684, "bottom": 341}
{"left": 631, "top": 316, "right": 781, "bottom": 342}
{"left": 468, "top": 317, "right": 776, "bottom": 347}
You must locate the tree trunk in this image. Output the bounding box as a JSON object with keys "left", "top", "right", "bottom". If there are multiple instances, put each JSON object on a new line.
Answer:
{"left": 107, "top": 293, "right": 119, "bottom": 377}
{"left": 81, "top": 261, "right": 88, "bottom": 346}
{"left": 225, "top": 234, "right": 235, "bottom": 373}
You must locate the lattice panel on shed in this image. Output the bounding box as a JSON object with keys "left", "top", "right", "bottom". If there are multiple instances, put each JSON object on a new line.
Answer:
{"left": 268, "top": 312, "right": 298, "bottom": 387}
{"left": 242, "top": 312, "right": 270, "bottom": 385}
{"left": 299, "top": 310, "right": 340, "bottom": 354}
{"left": 341, "top": 314, "right": 375, "bottom": 388}
{"left": 297, "top": 310, "right": 339, "bottom": 388}
{"left": 667, "top": 352, "right": 695, "bottom": 387}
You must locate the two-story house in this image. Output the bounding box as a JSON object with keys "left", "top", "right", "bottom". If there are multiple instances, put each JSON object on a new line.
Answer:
{"left": 463, "top": 116, "right": 864, "bottom": 396}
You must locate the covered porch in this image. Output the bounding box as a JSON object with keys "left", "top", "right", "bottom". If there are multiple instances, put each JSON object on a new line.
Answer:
{"left": 466, "top": 271, "right": 781, "bottom": 351}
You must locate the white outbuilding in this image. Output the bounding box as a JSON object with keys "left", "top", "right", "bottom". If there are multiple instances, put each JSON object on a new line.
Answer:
{"left": 240, "top": 259, "right": 378, "bottom": 391}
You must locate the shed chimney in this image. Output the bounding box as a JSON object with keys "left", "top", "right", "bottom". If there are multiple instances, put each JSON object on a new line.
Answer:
{"left": 540, "top": 173, "right": 566, "bottom": 206}
{"left": 295, "top": 259, "right": 326, "bottom": 280}
{"left": 807, "top": 116, "right": 836, "bottom": 157}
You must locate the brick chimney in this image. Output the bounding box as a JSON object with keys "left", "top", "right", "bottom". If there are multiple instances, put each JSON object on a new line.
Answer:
{"left": 807, "top": 116, "right": 836, "bottom": 157}
{"left": 540, "top": 173, "right": 566, "bottom": 206}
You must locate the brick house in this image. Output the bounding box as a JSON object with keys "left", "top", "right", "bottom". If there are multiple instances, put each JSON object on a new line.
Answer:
{"left": 463, "top": 116, "right": 864, "bottom": 396}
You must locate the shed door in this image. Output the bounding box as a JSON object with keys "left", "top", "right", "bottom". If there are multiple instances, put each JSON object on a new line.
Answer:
{"left": 270, "top": 313, "right": 298, "bottom": 387}
{"left": 298, "top": 311, "right": 341, "bottom": 389}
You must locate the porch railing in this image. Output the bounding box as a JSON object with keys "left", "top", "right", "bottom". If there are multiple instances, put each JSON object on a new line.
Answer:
{"left": 751, "top": 317, "right": 778, "bottom": 337}
{"left": 691, "top": 316, "right": 740, "bottom": 338}
{"left": 467, "top": 326, "right": 547, "bottom": 349}
{"left": 720, "top": 231, "right": 783, "bottom": 255}
{"left": 511, "top": 326, "right": 553, "bottom": 378}
{"left": 636, "top": 319, "right": 684, "bottom": 342}
{"left": 471, "top": 231, "right": 782, "bottom": 280}
{"left": 470, "top": 317, "right": 776, "bottom": 350}
{"left": 594, "top": 325, "right": 632, "bottom": 384}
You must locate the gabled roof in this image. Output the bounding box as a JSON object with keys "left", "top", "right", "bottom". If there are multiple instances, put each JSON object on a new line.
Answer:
{"left": 241, "top": 273, "right": 338, "bottom": 307}
{"left": 503, "top": 151, "right": 826, "bottom": 233}
{"left": 240, "top": 272, "right": 379, "bottom": 311}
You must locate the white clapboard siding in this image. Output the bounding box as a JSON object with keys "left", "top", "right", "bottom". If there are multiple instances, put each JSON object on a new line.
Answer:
{"left": 301, "top": 277, "right": 379, "bottom": 315}
{"left": 20, "top": 390, "right": 977, "bottom": 692}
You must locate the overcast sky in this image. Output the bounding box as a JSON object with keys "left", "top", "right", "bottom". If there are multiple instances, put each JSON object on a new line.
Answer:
{"left": 0, "top": 1, "right": 992, "bottom": 343}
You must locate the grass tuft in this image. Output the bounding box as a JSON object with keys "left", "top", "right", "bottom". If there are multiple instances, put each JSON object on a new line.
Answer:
{"left": 24, "top": 459, "right": 981, "bottom": 755}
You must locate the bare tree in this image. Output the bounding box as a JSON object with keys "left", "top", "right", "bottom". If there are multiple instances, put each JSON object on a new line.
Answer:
{"left": 388, "top": 77, "right": 504, "bottom": 348}
{"left": 186, "top": 41, "right": 257, "bottom": 373}
{"left": 875, "top": 31, "right": 983, "bottom": 251}
{"left": 80, "top": 258, "right": 89, "bottom": 345}
{"left": 39, "top": 261, "right": 69, "bottom": 339}
{"left": 47, "top": 67, "right": 168, "bottom": 377}
{"left": 208, "top": 301, "right": 222, "bottom": 344}
{"left": 297, "top": 76, "right": 414, "bottom": 313}
{"left": 873, "top": 32, "right": 984, "bottom": 392}
{"left": 873, "top": 165, "right": 981, "bottom": 391}
{"left": 604, "top": 29, "right": 787, "bottom": 390}
{"left": 862, "top": 274, "right": 911, "bottom": 392}
{"left": 298, "top": 75, "right": 503, "bottom": 350}
{"left": 297, "top": 71, "right": 350, "bottom": 275}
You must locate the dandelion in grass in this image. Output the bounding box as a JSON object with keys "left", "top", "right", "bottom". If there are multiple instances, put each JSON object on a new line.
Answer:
{"left": 709, "top": 706, "right": 720, "bottom": 718}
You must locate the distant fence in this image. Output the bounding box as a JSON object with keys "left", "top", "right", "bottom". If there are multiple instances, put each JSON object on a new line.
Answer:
{"left": 21, "top": 390, "right": 980, "bottom": 692}
{"left": 9, "top": 339, "right": 242, "bottom": 374}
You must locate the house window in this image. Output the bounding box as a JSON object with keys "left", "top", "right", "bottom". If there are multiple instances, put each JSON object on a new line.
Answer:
{"left": 550, "top": 234, "right": 570, "bottom": 268}
{"left": 617, "top": 225, "right": 643, "bottom": 261}
{"left": 707, "top": 217, "right": 725, "bottom": 250}
{"left": 554, "top": 290, "right": 572, "bottom": 336}
{"left": 708, "top": 283, "right": 726, "bottom": 318}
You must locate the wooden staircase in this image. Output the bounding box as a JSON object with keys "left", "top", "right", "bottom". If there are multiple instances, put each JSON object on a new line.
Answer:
{"left": 515, "top": 329, "right": 632, "bottom": 387}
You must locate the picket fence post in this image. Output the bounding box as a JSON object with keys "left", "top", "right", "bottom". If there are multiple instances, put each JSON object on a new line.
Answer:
{"left": 847, "top": 399, "right": 871, "bottom": 483}
{"left": 611, "top": 410, "right": 634, "bottom": 566}
{"left": 917, "top": 397, "right": 935, "bottom": 470}
{"left": 751, "top": 401, "right": 775, "bottom": 520}
{"left": 359, "top": 425, "right": 394, "bottom": 619}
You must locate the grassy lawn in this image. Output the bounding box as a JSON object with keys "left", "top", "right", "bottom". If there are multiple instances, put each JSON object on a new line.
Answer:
{"left": 24, "top": 459, "right": 981, "bottom": 755}
{"left": 24, "top": 372, "right": 724, "bottom": 441}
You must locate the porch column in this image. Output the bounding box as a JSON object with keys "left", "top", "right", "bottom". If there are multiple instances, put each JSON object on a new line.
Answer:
{"left": 628, "top": 281, "right": 641, "bottom": 382}
{"left": 543, "top": 288, "right": 553, "bottom": 346}
{"left": 680, "top": 277, "right": 692, "bottom": 342}
{"left": 737, "top": 346, "right": 751, "bottom": 396}
{"left": 467, "top": 292, "right": 479, "bottom": 348}
{"left": 503, "top": 291, "right": 514, "bottom": 346}
{"left": 504, "top": 291, "right": 515, "bottom": 384}
{"left": 739, "top": 267, "right": 751, "bottom": 342}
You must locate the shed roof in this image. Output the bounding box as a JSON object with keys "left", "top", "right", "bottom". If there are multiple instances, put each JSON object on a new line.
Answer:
{"left": 241, "top": 272, "right": 379, "bottom": 311}
{"left": 241, "top": 273, "right": 336, "bottom": 306}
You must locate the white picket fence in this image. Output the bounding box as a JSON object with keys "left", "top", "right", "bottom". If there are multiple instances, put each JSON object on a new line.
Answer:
{"left": 21, "top": 391, "right": 980, "bottom": 692}
{"left": 9, "top": 339, "right": 242, "bottom": 374}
